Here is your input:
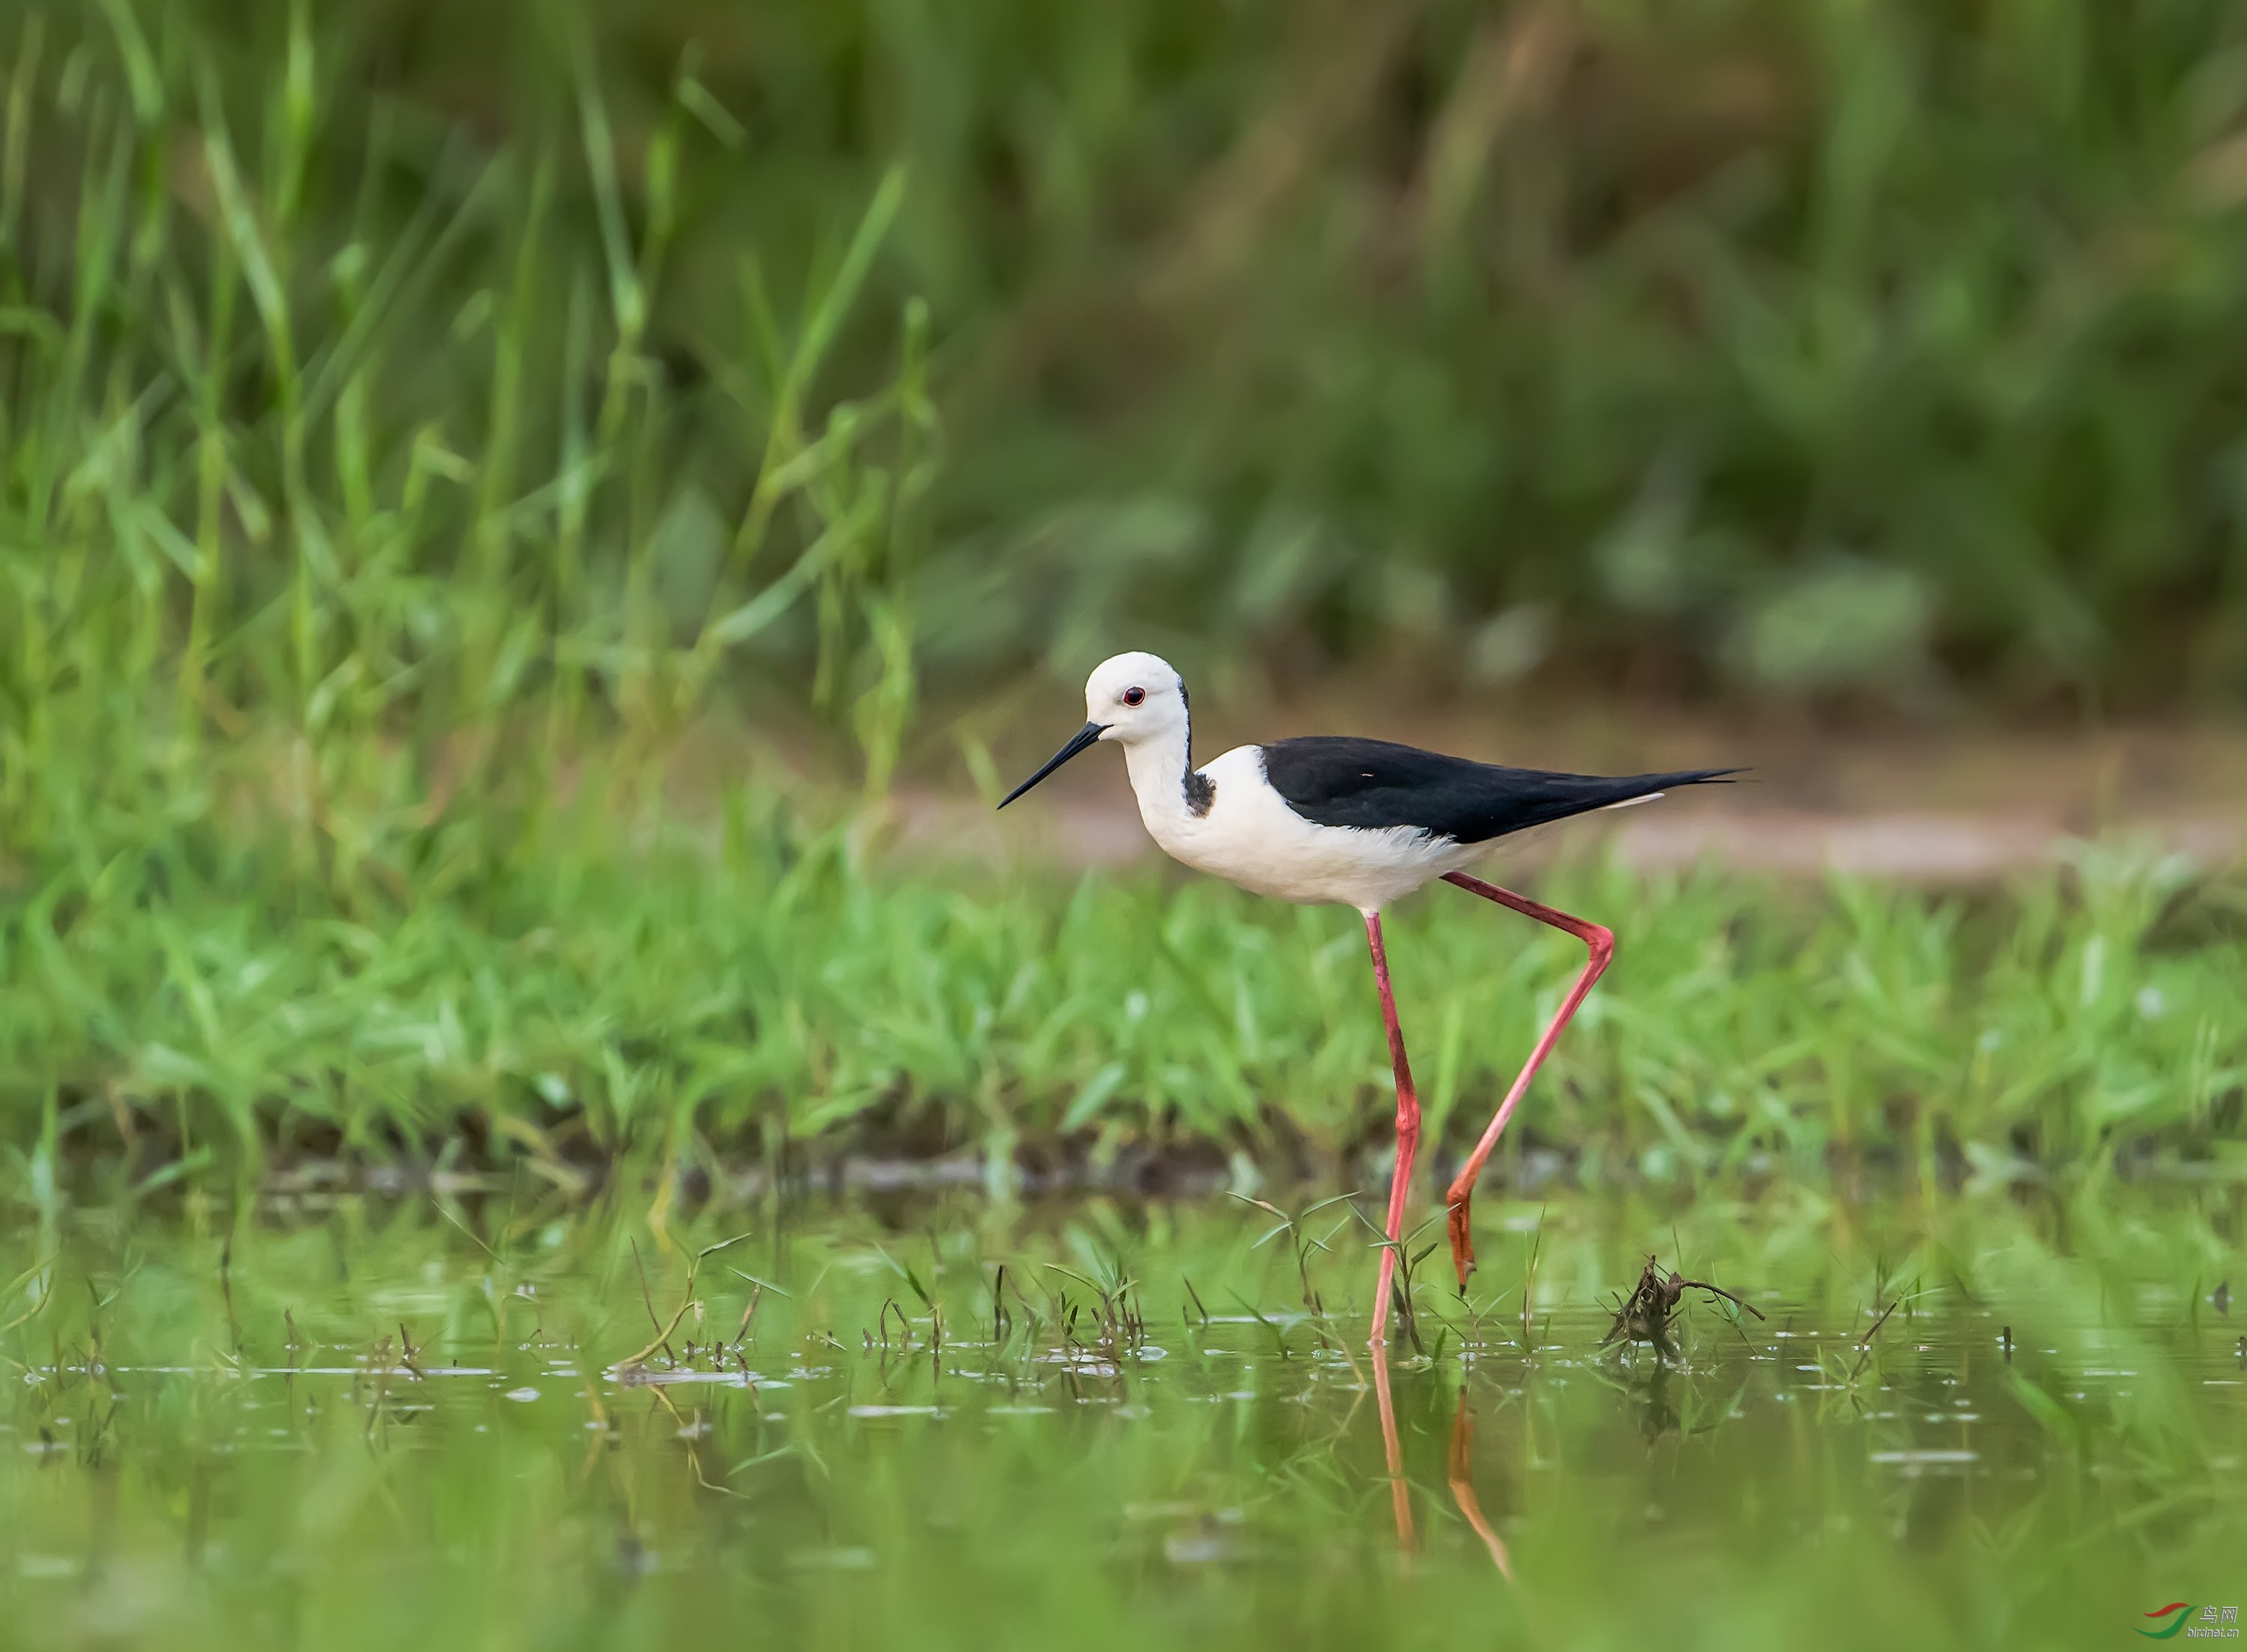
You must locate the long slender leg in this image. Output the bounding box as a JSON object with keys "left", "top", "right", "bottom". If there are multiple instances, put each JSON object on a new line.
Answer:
{"left": 1438, "top": 870, "right": 1614, "bottom": 1290}
{"left": 1363, "top": 908, "right": 1420, "bottom": 1349}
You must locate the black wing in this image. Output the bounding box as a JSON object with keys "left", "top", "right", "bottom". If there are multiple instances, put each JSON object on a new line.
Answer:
{"left": 1260, "top": 737, "right": 1739, "bottom": 844}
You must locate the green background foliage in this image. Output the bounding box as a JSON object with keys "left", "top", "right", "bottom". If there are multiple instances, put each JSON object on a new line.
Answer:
{"left": 11, "top": 0, "right": 2247, "bottom": 742}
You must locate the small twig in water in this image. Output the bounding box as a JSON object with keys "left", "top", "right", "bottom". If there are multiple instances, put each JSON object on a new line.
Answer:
{"left": 1601, "top": 1254, "right": 1763, "bottom": 1352}
{"left": 1849, "top": 1294, "right": 1905, "bottom": 1380}
{"left": 1183, "top": 1274, "right": 1210, "bottom": 1326}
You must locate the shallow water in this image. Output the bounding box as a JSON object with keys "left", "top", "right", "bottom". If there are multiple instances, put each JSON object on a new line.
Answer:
{"left": 2, "top": 1180, "right": 2243, "bottom": 1651}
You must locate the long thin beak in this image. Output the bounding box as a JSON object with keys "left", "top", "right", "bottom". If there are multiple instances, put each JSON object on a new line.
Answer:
{"left": 998, "top": 720, "right": 1106, "bottom": 808}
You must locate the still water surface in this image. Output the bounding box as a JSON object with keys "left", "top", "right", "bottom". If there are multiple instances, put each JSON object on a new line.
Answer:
{"left": 3, "top": 1179, "right": 2241, "bottom": 1650}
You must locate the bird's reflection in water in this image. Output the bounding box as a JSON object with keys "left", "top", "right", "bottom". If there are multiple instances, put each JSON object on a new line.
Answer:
{"left": 1446, "top": 1382, "right": 1513, "bottom": 1578}
{"left": 1371, "top": 1340, "right": 1416, "bottom": 1553}
{"left": 1369, "top": 1343, "right": 1511, "bottom": 1578}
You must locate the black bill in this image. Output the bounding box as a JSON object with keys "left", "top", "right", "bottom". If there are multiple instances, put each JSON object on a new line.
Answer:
{"left": 998, "top": 720, "right": 1106, "bottom": 808}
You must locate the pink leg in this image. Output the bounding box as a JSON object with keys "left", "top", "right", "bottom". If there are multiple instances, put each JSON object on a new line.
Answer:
{"left": 1439, "top": 871, "right": 1614, "bottom": 1290}
{"left": 1364, "top": 908, "right": 1420, "bottom": 1349}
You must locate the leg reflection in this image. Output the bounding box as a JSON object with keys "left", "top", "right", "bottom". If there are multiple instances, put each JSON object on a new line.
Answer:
{"left": 1446, "top": 1383, "right": 1514, "bottom": 1578}
{"left": 1370, "top": 1340, "right": 1416, "bottom": 1554}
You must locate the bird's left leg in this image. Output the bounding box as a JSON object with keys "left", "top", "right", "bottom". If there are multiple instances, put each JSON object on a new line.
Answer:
{"left": 1437, "top": 870, "right": 1614, "bottom": 1290}
{"left": 1362, "top": 908, "right": 1420, "bottom": 1349}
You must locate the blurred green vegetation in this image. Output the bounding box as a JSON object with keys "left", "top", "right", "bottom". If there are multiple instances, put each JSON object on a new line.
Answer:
{"left": 7, "top": 0, "right": 2247, "bottom": 758}
{"left": 4, "top": 3, "right": 2247, "bottom": 1172}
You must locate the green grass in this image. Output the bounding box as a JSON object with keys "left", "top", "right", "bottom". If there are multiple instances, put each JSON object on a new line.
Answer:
{"left": 5, "top": 758, "right": 2243, "bottom": 1185}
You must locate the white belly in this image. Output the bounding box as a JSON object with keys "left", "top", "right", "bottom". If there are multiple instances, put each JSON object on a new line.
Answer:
{"left": 1141, "top": 745, "right": 1479, "bottom": 911}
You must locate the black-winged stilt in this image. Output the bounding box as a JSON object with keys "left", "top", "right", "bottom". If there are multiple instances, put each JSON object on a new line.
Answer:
{"left": 999, "top": 651, "right": 1738, "bottom": 1347}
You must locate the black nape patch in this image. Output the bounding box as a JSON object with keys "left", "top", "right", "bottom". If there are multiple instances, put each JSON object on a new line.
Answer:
{"left": 1184, "top": 769, "right": 1215, "bottom": 817}
{"left": 1178, "top": 678, "right": 1214, "bottom": 815}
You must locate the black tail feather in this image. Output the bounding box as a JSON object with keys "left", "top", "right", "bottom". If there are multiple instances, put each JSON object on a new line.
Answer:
{"left": 1476, "top": 766, "right": 1742, "bottom": 842}
{"left": 1259, "top": 738, "right": 1741, "bottom": 844}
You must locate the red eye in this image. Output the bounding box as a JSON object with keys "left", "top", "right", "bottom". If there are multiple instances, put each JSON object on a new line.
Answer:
{"left": 1123, "top": 686, "right": 1146, "bottom": 707}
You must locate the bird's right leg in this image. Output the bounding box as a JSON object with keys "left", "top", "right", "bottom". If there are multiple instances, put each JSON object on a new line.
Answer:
{"left": 1437, "top": 871, "right": 1614, "bottom": 1290}
{"left": 1363, "top": 908, "right": 1421, "bottom": 1349}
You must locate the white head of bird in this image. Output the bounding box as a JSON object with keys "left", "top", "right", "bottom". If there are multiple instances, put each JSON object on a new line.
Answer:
{"left": 1084, "top": 651, "right": 1186, "bottom": 745}
{"left": 997, "top": 652, "right": 1193, "bottom": 812}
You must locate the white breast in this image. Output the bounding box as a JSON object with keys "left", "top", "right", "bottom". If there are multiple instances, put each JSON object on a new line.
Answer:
{"left": 1140, "top": 745, "right": 1479, "bottom": 912}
